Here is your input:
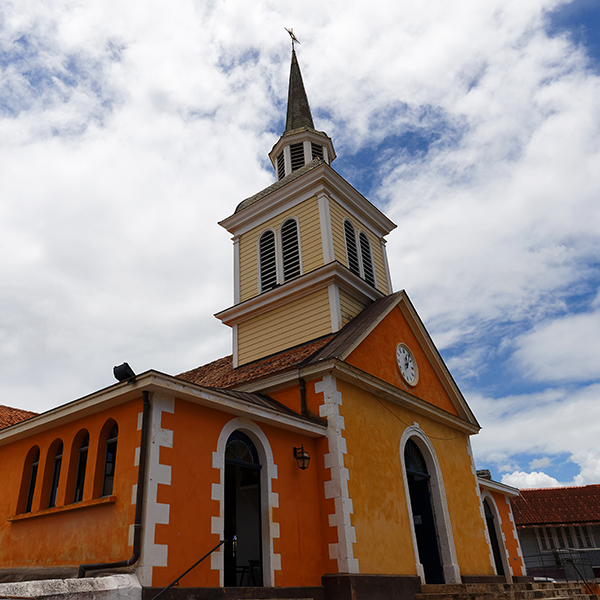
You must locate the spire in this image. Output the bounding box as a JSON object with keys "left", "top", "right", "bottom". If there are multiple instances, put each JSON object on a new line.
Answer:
{"left": 285, "top": 49, "right": 314, "bottom": 132}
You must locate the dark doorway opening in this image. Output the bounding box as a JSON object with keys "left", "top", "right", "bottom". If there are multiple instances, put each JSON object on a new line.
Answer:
{"left": 484, "top": 499, "right": 505, "bottom": 577}
{"left": 405, "top": 439, "right": 444, "bottom": 584}
{"left": 224, "top": 431, "right": 263, "bottom": 587}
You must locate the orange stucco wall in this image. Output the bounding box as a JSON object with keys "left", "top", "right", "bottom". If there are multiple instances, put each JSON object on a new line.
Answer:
{"left": 346, "top": 306, "right": 459, "bottom": 417}
{"left": 488, "top": 490, "right": 525, "bottom": 577}
{"left": 150, "top": 397, "right": 329, "bottom": 588}
{"left": 0, "top": 398, "right": 141, "bottom": 570}
{"left": 336, "top": 377, "right": 493, "bottom": 577}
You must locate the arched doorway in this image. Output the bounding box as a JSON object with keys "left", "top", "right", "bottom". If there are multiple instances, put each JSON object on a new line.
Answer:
{"left": 224, "top": 431, "right": 263, "bottom": 587}
{"left": 483, "top": 498, "right": 505, "bottom": 577}
{"left": 404, "top": 439, "right": 444, "bottom": 584}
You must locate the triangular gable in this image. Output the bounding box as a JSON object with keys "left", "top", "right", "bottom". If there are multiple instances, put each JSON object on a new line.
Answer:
{"left": 309, "top": 291, "right": 479, "bottom": 428}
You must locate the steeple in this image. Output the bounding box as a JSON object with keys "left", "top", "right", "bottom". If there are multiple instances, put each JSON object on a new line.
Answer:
{"left": 217, "top": 47, "right": 395, "bottom": 368}
{"left": 285, "top": 50, "right": 315, "bottom": 132}
{"left": 268, "top": 50, "right": 336, "bottom": 180}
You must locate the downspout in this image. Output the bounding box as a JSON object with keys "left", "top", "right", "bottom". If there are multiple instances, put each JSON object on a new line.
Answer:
{"left": 299, "top": 377, "right": 307, "bottom": 416}
{"left": 78, "top": 390, "right": 151, "bottom": 578}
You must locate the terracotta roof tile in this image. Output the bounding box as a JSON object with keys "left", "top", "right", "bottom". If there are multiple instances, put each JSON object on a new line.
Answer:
{"left": 177, "top": 335, "right": 335, "bottom": 388}
{"left": 0, "top": 405, "right": 37, "bottom": 430}
{"left": 512, "top": 485, "right": 600, "bottom": 527}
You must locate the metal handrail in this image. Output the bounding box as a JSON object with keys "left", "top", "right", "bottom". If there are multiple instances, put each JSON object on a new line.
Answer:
{"left": 150, "top": 539, "right": 226, "bottom": 600}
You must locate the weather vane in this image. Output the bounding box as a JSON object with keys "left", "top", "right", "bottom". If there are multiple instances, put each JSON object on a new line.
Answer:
{"left": 285, "top": 27, "right": 300, "bottom": 50}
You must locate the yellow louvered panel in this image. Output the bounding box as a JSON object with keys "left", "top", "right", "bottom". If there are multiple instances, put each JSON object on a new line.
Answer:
{"left": 339, "top": 288, "right": 368, "bottom": 326}
{"left": 238, "top": 196, "right": 323, "bottom": 302}
{"left": 328, "top": 200, "right": 390, "bottom": 295}
{"left": 238, "top": 288, "right": 331, "bottom": 364}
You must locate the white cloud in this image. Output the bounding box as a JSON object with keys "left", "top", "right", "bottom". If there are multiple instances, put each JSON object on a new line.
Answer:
{"left": 511, "top": 307, "right": 600, "bottom": 383}
{"left": 529, "top": 457, "right": 553, "bottom": 470}
{"left": 501, "top": 470, "right": 561, "bottom": 489}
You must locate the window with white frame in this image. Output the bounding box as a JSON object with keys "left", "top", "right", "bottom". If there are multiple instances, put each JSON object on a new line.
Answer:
{"left": 535, "top": 525, "right": 596, "bottom": 551}
{"left": 344, "top": 219, "right": 376, "bottom": 287}
{"left": 258, "top": 219, "right": 301, "bottom": 292}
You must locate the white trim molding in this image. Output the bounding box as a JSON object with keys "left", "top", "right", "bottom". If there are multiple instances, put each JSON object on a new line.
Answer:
{"left": 400, "top": 424, "right": 460, "bottom": 584}
{"left": 480, "top": 490, "right": 512, "bottom": 581}
{"left": 211, "top": 418, "right": 281, "bottom": 587}
{"left": 316, "top": 375, "right": 359, "bottom": 574}
{"left": 137, "top": 394, "right": 175, "bottom": 587}
{"left": 317, "top": 192, "right": 335, "bottom": 264}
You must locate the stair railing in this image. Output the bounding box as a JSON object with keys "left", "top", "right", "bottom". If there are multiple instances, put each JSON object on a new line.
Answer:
{"left": 150, "top": 539, "right": 226, "bottom": 600}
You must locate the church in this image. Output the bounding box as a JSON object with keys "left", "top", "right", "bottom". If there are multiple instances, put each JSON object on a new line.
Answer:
{"left": 0, "top": 48, "right": 526, "bottom": 600}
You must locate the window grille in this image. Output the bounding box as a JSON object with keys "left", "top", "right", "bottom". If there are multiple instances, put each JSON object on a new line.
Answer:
{"left": 344, "top": 220, "right": 361, "bottom": 277}
{"left": 259, "top": 230, "right": 277, "bottom": 291}
{"left": 102, "top": 424, "right": 118, "bottom": 497}
{"left": 281, "top": 219, "right": 301, "bottom": 281}
{"left": 359, "top": 232, "right": 376, "bottom": 286}
{"left": 49, "top": 443, "right": 63, "bottom": 508}
{"left": 311, "top": 143, "right": 323, "bottom": 160}
{"left": 276, "top": 152, "right": 285, "bottom": 180}
{"left": 74, "top": 433, "right": 89, "bottom": 503}
{"left": 535, "top": 526, "right": 596, "bottom": 551}
{"left": 290, "top": 143, "right": 304, "bottom": 172}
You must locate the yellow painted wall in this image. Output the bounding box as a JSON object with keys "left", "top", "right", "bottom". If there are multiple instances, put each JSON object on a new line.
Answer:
{"left": 339, "top": 288, "right": 369, "bottom": 327}
{"left": 329, "top": 200, "right": 390, "bottom": 295}
{"left": 238, "top": 288, "right": 331, "bottom": 365}
{"left": 337, "top": 378, "right": 494, "bottom": 576}
{"left": 239, "top": 196, "right": 322, "bottom": 302}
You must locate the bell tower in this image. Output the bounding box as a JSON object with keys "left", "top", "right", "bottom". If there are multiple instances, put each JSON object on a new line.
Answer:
{"left": 216, "top": 49, "right": 396, "bottom": 367}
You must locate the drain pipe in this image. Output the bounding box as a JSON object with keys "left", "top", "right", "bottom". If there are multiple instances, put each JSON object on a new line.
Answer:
{"left": 299, "top": 377, "right": 307, "bottom": 416}
{"left": 78, "top": 390, "right": 151, "bottom": 578}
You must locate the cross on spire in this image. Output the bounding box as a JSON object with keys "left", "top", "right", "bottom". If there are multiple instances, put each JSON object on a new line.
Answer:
{"left": 285, "top": 27, "right": 300, "bottom": 50}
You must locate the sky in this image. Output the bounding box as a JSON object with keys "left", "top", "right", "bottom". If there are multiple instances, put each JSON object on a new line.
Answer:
{"left": 1, "top": 0, "right": 599, "bottom": 489}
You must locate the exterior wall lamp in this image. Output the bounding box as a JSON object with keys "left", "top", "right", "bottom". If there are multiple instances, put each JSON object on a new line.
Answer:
{"left": 293, "top": 445, "right": 310, "bottom": 470}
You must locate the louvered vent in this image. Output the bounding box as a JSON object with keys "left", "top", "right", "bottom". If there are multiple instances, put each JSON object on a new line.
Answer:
{"left": 311, "top": 143, "right": 323, "bottom": 160}
{"left": 276, "top": 152, "right": 285, "bottom": 180}
{"left": 359, "top": 232, "right": 375, "bottom": 286}
{"left": 281, "top": 219, "right": 301, "bottom": 281}
{"left": 344, "top": 220, "right": 361, "bottom": 277}
{"left": 290, "top": 143, "right": 305, "bottom": 172}
{"left": 259, "top": 230, "right": 277, "bottom": 291}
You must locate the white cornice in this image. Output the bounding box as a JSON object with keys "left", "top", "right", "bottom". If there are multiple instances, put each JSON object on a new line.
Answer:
{"left": 215, "top": 261, "right": 384, "bottom": 326}
{"left": 268, "top": 129, "right": 336, "bottom": 169}
{"left": 478, "top": 477, "right": 520, "bottom": 497}
{"left": 0, "top": 371, "right": 327, "bottom": 447}
{"left": 220, "top": 164, "right": 395, "bottom": 238}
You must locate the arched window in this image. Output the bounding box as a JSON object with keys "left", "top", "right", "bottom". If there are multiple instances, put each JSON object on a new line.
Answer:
{"left": 259, "top": 230, "right": 277, "bottom": 292}
{"left": 359, "top": 232, "right": 376, "bottom": 287}
{"left": 48, "top": 442, "right": 63, "bottom": 508}
{"left": 344, "top": 220, "right": 360, "bottom": 277}
{"left": 18, "top": 446, "right": 40, "bottom": 514}
{"left": 281, "top": 219, "right": 301, "bottom": 282}
{"left": 102, "top": 424, "right": 118, "bottom": 496}
{"left": 73, "top": 433, "right": 89, "bottom": 503}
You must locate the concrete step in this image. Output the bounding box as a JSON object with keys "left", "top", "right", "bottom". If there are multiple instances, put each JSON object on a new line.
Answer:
{"left": 417, "top": 583, "right": 596, "bottom": 600}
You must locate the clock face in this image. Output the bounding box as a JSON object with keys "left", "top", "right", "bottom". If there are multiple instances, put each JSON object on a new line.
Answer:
{"left": 396, "top": 344, "right": 418, "bottom": 386}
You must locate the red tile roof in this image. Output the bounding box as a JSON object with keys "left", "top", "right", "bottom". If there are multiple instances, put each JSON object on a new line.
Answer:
{"left": 0, "top": 405, "right": 38, "bottom": 430}
{"left": 511, "top": 485, "right": 600, "bottom": 527}
{"left": 177, "top": 335, "right": 335, "bottom": 388}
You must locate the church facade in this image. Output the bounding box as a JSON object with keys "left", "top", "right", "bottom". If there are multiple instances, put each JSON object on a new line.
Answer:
{"left": 0, "top": 50, "right": 525, "bottom": 600}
